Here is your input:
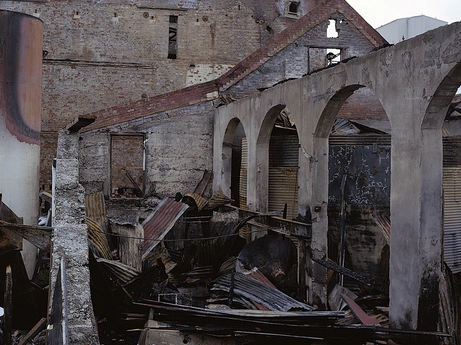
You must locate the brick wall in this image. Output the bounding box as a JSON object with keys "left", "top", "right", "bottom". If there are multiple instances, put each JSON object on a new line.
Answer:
{"left": 80, "top": 102, "right": 215, "bottom": 198}
{"left": 225, "top": 13, "right": 377, "bottom": 99}
{"left": 0, "top": 0, "right": 304, "bottom": 186}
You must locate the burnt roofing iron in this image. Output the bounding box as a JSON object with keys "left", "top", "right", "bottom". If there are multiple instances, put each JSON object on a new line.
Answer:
{"left": 142, "top": 197, "right": 189, "bottom": 260}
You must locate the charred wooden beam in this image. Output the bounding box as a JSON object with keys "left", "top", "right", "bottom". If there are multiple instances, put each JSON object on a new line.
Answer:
{"left": 312, "top": 258, "right": 389, "bottom": 294}
{"left": 0, "top": 220, "right": 52, "bottom": 251}
{"left": 65, "top": 115, "right": 96, "bottom": 133}
{"left": 18, "top": 317, "right": 47, "bottom": 345}
{"left": 3, "top": 265, "right": 12, "bottom": 345}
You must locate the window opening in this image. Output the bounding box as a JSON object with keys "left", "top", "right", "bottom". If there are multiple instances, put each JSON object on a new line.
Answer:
{"left": 326, "top": 48, "right": 341, "bottom": 66}
{"left": 168, "top": 15, "right": 178, "bottom": 59}
{"left": 110, "top": 135, "right": 145, "bottom": 198}
{"left": 288, "top": 2, "right": 299, "bottom": 14}
{"left": 327, "top": 19, "right": 339, "bottom": 38}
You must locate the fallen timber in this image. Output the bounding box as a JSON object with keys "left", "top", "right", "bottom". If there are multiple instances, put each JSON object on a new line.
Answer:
{"left": 135, "top": 300, "right": 451, "bottom": 344}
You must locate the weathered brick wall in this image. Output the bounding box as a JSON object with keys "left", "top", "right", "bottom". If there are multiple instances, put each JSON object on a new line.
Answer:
{"left": 0, "top": 0, "right": 304, "bottom": 187}
{"left": 80, "top": 102, "right": 215, "bottom": 198}
{"left": 338, "top": 88, "right": 388, "bottom": 121}
{"left": 225, "top": 13, "right": 376, "bottom": 99}
{"left": 77, "top": 4, "right": 385, "bottom": 201}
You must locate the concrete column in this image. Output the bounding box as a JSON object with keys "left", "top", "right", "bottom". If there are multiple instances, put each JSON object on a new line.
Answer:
{"left": 307, "top": 136, "right": 329, "bottom": 309}
{"left": 389, "top": 116, "right": 442, "bottom": 332}
{"left": 50, "top": 129, "right": 100, "bottom": 344}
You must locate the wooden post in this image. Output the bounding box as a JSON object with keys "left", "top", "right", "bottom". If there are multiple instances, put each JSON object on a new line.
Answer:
{"left": 3, "top": 265, "right": 13, "bottom": 345}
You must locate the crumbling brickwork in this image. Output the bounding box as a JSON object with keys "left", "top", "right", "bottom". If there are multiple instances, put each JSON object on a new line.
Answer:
{"left": 0, "top": 0, "right": 316, "bottom": 187}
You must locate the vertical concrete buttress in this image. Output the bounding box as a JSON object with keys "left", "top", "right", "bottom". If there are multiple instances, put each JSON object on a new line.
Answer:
{"left": 50, "top": 129, "right": 100, "bottom": 344}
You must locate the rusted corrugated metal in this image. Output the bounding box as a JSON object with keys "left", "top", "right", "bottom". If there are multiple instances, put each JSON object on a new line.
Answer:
{"left": 96, "top": 258, "right": 141, "bottom": 285}
{"left": 142, "top": 197, "right": 189, "bottom": 259}
{"left": 329, "top": 135, "right": 391, "bottom": 146}
{"left": 268, "top": 168, "right": 299, "bottom": 220}
{"left": 239, "top": 137, "right": 248, "bottom": 210}
{"left": 443, "top": 137, "right": 461, "bottom": 167}
{"left": 268, "top": 134, "right": 299, "bottom": 220}
{"left": 269, "top": 135, "right": 299, "bottom": 167}
{"left": 443, "top": 167, "right": 461, "bottom": 274}
{"left": 85, "top": 192, "right": 106, "bottom": 229}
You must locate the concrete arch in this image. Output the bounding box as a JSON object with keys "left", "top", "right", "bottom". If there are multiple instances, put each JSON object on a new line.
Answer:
{"left": 314, "top": 84, "right": 364, "bottom": 138}
{"left": 423, "top": 63, "right": 461, "bottom": 130}
{"left": 214, "top": 21, "right": 461, "bottom": 331}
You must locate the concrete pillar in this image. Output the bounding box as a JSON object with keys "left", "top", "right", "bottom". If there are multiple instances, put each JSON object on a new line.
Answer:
{"left": 389, "top": 108, "right": 442, "bottom": 332}
{"left": 50, "top": 128, "right": 100, "bottom": 344}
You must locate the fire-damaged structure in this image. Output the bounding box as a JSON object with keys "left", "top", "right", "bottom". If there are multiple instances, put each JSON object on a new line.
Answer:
{"left": 1, "top": 0, "right": 461, "bottom": 344}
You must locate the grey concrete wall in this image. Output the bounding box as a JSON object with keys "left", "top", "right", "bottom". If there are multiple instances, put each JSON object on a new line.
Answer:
{"left": 214, "top": 21, "right": 461, "bottom": 330}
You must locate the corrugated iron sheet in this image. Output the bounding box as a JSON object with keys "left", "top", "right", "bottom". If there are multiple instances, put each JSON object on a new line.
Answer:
{"left": 269, "top": 135, "right": 299, "bottom": 167}
{"left": 85, "top": 192, "right": 107, "bottom": 229}
{"left": 443, "top": 137, "right": 461, "bottom": 167}
{"left": 96, "top": 258, "right": 141, "bottom": 285}
{"left": 142, "top": 197, "right": 189, "bottom": 259}
{"left": 268, "top": 167, "right": 299, "bottom": 220}
{"left": 329, "top": 135, "right": 391, "bottom": 146}
{"left": 443, "top": 167, "right": 461, "bottom": 273}
{"left": 240, "top": 137, "right": 248, "bottom": 210}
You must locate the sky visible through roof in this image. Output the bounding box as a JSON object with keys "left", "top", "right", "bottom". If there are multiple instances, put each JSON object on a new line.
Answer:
{"left": 347, "top": 0, "right": 461, "bottom": 28}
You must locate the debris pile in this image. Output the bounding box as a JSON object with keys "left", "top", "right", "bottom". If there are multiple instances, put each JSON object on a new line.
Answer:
{"left": 0, "top": 170, "right": 457, "bottom": 345}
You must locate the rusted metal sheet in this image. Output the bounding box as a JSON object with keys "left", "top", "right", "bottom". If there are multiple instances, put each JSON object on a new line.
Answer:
{"left": 269, "top": 134, "right": 299, "bottom": 167}
{"left": 193, "top": 169, "right": 213, "bottom": 196}
{"left": 268, "top": 133, "right": 299, "bottom": 220}
{"left": 443, "top": 137, "right": 461, "bottom": 167}
{"left": 85, "top": 192, "right": 107, "bottom": 228}
{"left": 96, "top": 258, "right": 141, "bottom": 285}
{"left": 341, "top": 293, "right": 380, "bottom": 326}
{"left": 239, "top": 137, "right": 248, "bottom": 210}
{"left": 211, "top": 272, "right": 313, "bottom": 312}
{"left": 443, "top": 167, "right": 461, "bottom": 273}
{"left": 268, "top": 167, "right": 299, "bottom": 220}
{"left": 0, "top": 11, "right": 42, "bottom": 145}
{"left": 142, "top": 197, "right": 189, "bottom": 259}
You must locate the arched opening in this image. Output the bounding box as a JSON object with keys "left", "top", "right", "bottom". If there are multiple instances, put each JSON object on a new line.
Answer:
{"left": 269, "top": 108, "right": 300, "bottom": 220}
{"left": 317, "top": 85, "right": 391, "bottom": 299}
{"left": 222, "top": 118, "right": 247, "bottom": 208}
{"left": 257, "top": 104, "right": 300, "bottom": 221}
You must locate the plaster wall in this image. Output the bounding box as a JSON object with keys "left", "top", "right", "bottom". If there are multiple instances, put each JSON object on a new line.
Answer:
{"left": 214, "top": 21, "right": 461, "bottom": 329}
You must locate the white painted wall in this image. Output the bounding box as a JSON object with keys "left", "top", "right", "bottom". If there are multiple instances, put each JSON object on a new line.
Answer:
{"left": 376, "top": 15, "right": 447, "bottom": 44}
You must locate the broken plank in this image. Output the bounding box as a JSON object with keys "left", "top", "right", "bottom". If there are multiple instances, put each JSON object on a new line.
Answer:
{"left": 193, "top": 169, "right": 213, "bottom": 196}
{"left": 18, "top": 317, "right": 47, "bottom": 345}
{"left": 0, "top": 220, "right": 52, "bottom": 251}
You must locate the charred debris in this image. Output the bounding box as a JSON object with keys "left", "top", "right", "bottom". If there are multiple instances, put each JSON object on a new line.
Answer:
{"left": 0, "top": 167, "right": 458, "bottom": 345}
{"left": 0, "top": 116, "right": 460, "bottom": 345}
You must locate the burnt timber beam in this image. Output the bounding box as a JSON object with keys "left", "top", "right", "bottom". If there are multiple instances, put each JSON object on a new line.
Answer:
{"left": 0, "top": 220, "right": 52, "bottom": 251}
